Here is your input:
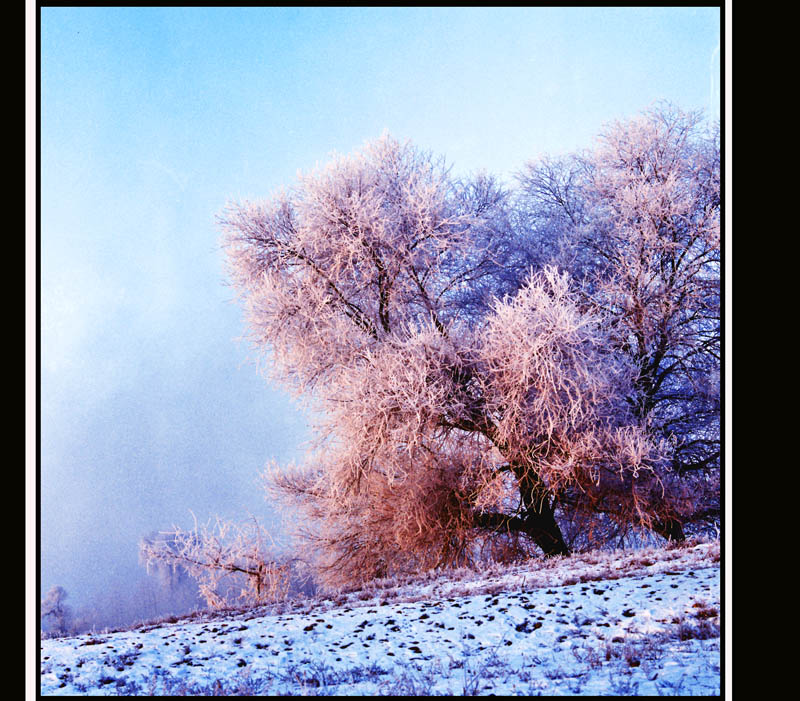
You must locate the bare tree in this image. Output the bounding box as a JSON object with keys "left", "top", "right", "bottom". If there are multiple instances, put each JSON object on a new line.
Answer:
{"left": 220, "top": 128, "right": 707, "bottom": 587}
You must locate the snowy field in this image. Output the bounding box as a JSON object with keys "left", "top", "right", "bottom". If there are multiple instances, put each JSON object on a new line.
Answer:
{"left": 40, "top": 541, "right": 721, "bottom": 696}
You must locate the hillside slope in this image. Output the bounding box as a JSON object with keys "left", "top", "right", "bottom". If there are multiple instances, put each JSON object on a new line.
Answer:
{"left": 40, "top": 540, "right": 721, "bottom": 696}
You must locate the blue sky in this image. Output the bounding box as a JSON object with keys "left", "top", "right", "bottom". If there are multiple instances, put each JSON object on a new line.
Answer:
{"left": 38, "top": 6, "right": 721, "bottom": 615}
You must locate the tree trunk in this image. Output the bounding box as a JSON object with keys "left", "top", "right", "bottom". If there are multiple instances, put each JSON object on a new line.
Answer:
{"left": 470, "top": 449, "right": 570, "bottom": 557}
{"left": 652, "top": 517, "right": 685, "bottom": 542}
{"left": 512, "top": 462, "right": 570, "bottom": 557}
{"left": 522, "top": 504, "right": 570, "bottom": 556}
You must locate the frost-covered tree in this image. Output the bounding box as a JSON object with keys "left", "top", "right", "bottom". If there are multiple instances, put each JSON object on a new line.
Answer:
{"left": 139, "top": 517, "right": 293, "bottom": 609}
{"left": 516, "top": 103, "right": 720, "bottom": 540}
{"left": 41, "top": 585, "right": 72, "bottom": 636}
{"left": 220, "top": 125, "right": 711, "bottom": 587}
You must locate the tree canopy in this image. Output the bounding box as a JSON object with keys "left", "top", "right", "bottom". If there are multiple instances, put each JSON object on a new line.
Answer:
{"left": 220, "top": 104, "right": 720, "bottom": 587}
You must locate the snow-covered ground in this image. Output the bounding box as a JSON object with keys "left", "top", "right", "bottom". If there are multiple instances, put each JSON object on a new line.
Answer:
{"left": 40, "top": 541, "right": 721, "bottom": 696}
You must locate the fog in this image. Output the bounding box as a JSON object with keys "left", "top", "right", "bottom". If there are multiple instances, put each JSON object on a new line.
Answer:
{"left": 40, "top": 218, "right": 312, "bottom": 628}
{"left": 37, "top": 6, "right": 721, "bottom": 632}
